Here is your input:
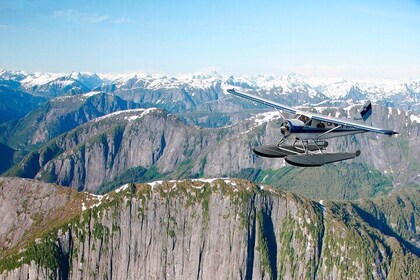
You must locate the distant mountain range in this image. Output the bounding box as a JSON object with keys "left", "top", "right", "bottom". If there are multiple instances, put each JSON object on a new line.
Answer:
{"left": 1, "top": 70, "right": 420, "bottom": 111}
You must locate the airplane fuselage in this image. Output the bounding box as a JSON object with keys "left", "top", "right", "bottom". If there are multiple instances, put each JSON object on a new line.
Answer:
{"left": 281, "top": 118, "right": 365, "bottom": 140}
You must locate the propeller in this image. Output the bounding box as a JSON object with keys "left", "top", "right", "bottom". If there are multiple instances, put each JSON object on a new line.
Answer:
{"left": 280, "top": 121, "right": 291, "bottom": 136}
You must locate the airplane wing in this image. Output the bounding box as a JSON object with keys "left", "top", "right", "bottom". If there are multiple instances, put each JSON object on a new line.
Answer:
{"left": 227, "top": 88, "right": 398, "bottom": 136}
{"left": 227, "top": 88, "right": 297, "bottom": 114}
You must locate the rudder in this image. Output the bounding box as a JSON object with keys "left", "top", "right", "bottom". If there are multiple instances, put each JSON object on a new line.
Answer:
{"left": 355, "top": 101, "right": 372, "bottom": 122}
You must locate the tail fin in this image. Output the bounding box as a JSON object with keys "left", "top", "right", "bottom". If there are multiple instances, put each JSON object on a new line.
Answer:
{"left": 354, "top": 101, "right": 372, "bottom": 122}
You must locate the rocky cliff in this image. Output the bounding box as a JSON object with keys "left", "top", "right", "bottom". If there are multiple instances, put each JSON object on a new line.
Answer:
{"left": 0, "top": 177, "right": 418, "bottom": 279}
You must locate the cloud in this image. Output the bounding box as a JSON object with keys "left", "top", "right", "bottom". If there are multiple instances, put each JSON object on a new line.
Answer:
{"left": 53, "top": 9, "right": 108, "bottom": 24}
{"left": 0, "top": 24, "right": 9, "bottom": 29}
{"left": 113, "top": 17, "right": 132, "bottom": 24}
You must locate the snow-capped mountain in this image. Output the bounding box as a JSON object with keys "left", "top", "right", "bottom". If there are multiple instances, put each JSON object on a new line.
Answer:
{"left": 1, "top": 70, "right": 419, "bottom": 111}
{"left": 304, "top": 76, "right": 420, "bottom": 109}
{"left": 100, "top": 72, "right": 224, "bottom": 91}
{"left": 0, "top": 70, "right": 103, "bottom": 98}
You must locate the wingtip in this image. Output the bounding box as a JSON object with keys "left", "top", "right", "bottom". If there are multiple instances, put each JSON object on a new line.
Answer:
{"left": 384, "top": 130, "right": 399, "bottom": 136}
{"left": 226, "top": 88, "right": 235, "bottom": 94}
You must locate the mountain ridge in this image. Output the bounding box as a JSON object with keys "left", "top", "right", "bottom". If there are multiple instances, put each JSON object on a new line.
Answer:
{"left": 0, "top": 177, "right": 418, "bottom": 279}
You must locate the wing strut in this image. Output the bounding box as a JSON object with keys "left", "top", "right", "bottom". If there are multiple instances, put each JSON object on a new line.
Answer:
{"left": 314, "top": 125, "right": 342, "bottom": 139}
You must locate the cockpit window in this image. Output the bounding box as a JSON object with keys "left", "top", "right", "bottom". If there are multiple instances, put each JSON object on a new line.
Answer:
{"left": 298, "top": 115, "right": 310, "bottom": 123}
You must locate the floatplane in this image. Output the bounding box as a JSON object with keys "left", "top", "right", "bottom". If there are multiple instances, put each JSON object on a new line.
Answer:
{"left": 227, "top": 88, "right": 398, "bottom": 167}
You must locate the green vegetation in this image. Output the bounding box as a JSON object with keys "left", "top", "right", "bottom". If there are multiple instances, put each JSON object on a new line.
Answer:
{"left": 93, "top": 223, "right": 109, "bottom": 240}
{"left": 278, "top": 214, "right": 297, "bottom": 278}
{"left": 0, "top": 236, "right": 62, "bottom": 274}
{"left": 396, "top": 135, "right": 420, "bottom": 172}
{"left": 175, "top": 109, "right": 264, "bottom": 128}
{"left": 232, "top": 163, "right": 393, "bottom": 200}
{"left": 354, "top": 187, "right": 420, "bottom": 251}
{"left": 99, "top": 166, "right": 161, "bottom": 194}
{"left": 38, "top": 168, "right": 58, "bottom": 184}
{"left": 256, "top": 211, "right": 273, "bottom": 279}
{"left": 4, "top": 152, "right": 40, "bottom": 178}
{"left": 2, "top": 103, "right": 47, "bottom": 150}
{"left": 317, "top": 203, "right": 387, "bottom": 279}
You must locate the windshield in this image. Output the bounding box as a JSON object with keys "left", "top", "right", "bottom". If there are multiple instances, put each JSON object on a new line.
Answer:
{"left": 297, "top": 115, "right": 310, "bottom": 124}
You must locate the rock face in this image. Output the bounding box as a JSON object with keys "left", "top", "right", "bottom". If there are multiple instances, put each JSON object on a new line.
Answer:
{"left": 7, "top": 105, "right": 419, "bottom": 194}
{"left": 0, "top": 178, "right": 418, "bottom": 279}
{"left": 0, "top": 177, "right": 88, "bottom": 251}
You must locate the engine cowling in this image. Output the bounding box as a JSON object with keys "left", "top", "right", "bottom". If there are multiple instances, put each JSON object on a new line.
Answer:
{"left": 281, "top": 119, "right": 305, "bottom": 135}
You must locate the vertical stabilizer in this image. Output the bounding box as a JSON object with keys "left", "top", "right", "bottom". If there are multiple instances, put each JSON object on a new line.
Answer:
{"left": 355, "top": 101, "right": 372, "bottom": 122}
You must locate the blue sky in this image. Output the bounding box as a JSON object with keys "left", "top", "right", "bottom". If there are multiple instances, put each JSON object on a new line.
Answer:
{"left": 0, "top": 0, "right": 419, "bottom": 79}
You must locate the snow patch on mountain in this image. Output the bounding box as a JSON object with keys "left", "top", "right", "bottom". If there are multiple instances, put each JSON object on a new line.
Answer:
{"left": 251, "top": 111, "right": 281, "bottom": 126}
{"left": 20, "top": 72, "right": 66, "bottom": 87}
{"left": 93, "top": 108, "right": 157, "bottom": 122}
{"left": 82, "top": 91, "right": 103, "bottom": 98}
{"left": 410, "top": 114, "right": 420, "bottom": 123}
{"left": 115, "top": 183, "right": 130, "bottom": 193}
